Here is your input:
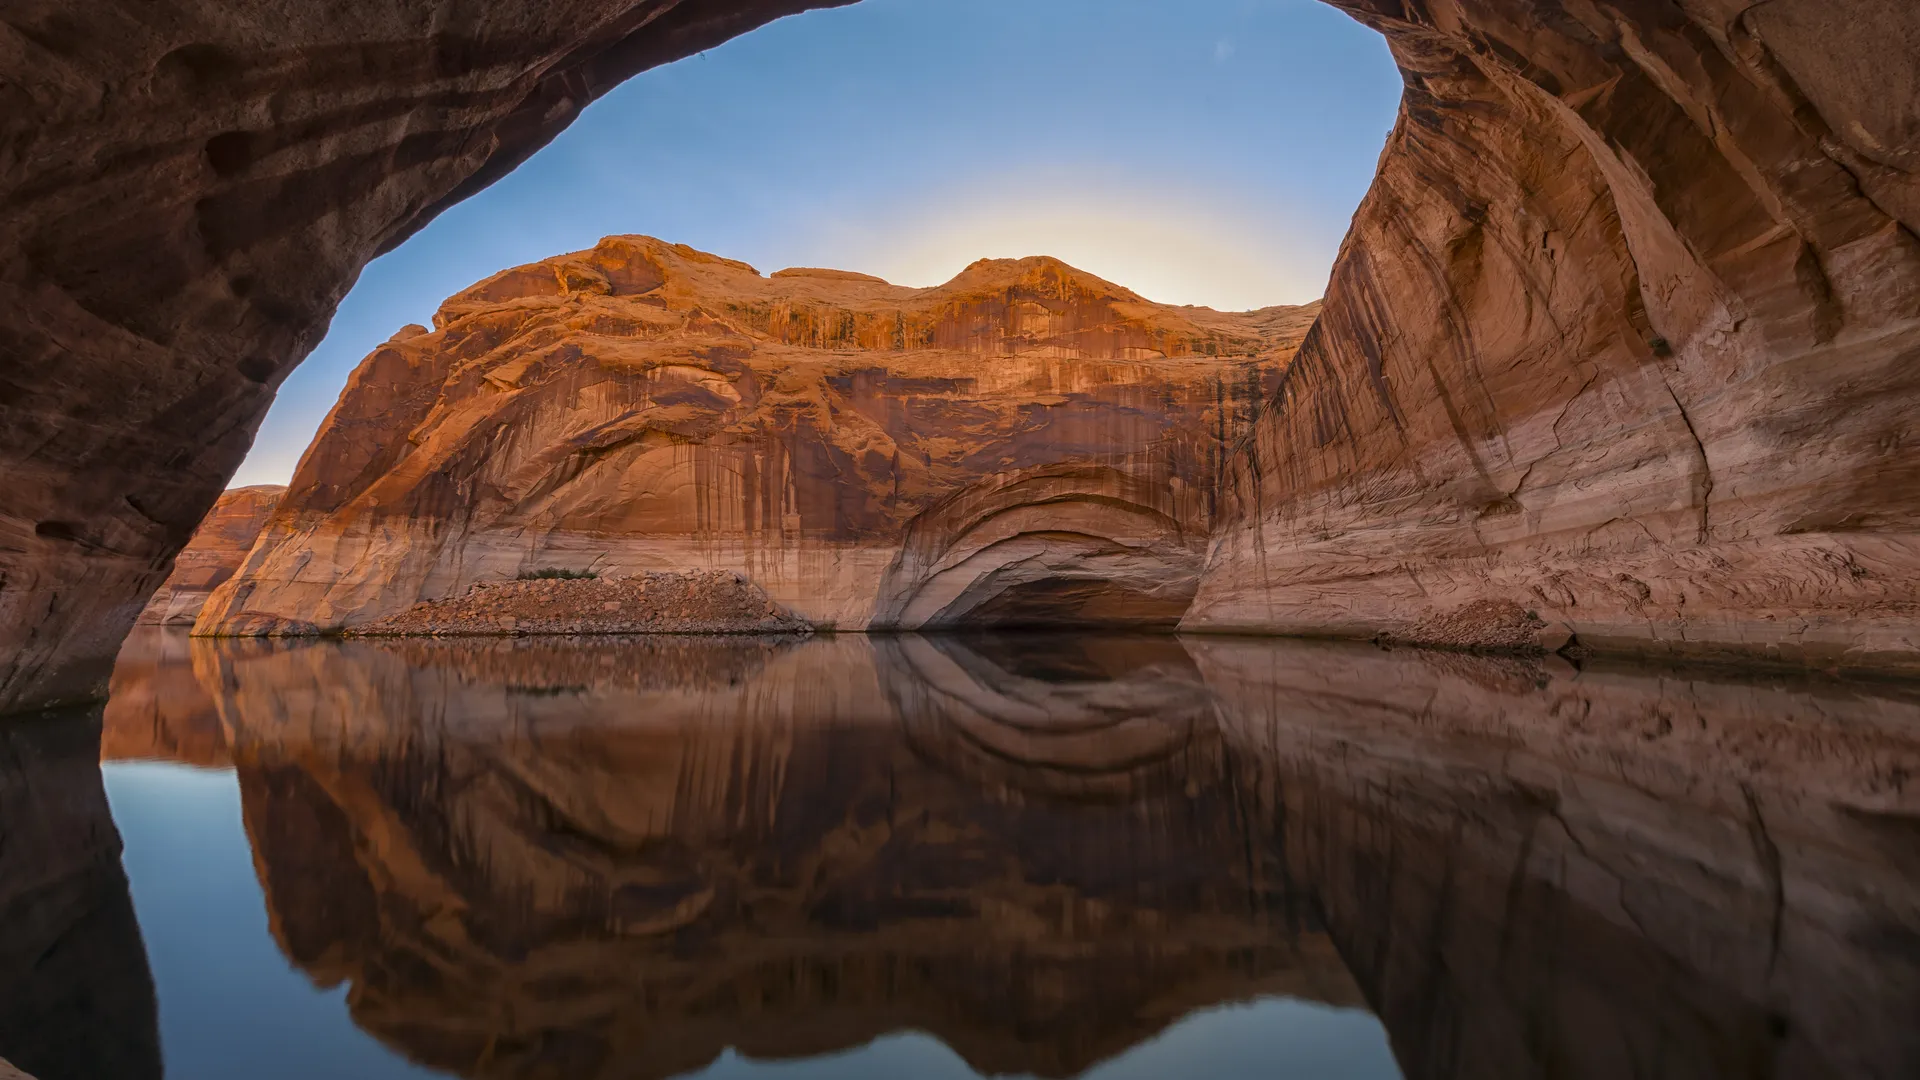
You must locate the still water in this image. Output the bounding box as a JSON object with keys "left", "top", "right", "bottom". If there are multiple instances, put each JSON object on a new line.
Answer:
{"left": 4, "top": 630, "right": 1918, "bottom": 1079}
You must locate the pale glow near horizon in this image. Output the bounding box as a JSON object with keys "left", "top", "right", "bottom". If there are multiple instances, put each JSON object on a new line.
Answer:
{"left": 795, "top": 175, "right": 1330, "bottom": 310}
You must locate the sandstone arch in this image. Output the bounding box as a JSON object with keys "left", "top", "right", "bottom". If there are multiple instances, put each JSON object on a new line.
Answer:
{"left": 4, "top": 1, "right": 1916, "bottom": 712}
{"left": 871, "top": 465, "right": 1208, "bottom": 629}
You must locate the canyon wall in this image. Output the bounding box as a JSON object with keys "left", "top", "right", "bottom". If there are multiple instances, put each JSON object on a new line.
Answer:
{"left": 1188, "top": 1, "right": 1920, "bottom": 670}
{"left": 196, "top": 238, "right": 1309, "bottom": 634}
{"left": 5, "top": 0, "right": 1918, "bottom": 710}
{"left": 132, "top": 485, "right": 282, "bottom": 628}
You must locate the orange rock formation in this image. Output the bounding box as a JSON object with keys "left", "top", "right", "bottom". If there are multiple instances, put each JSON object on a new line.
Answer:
{"left": 1184, "top": 2, "right": 1920, "bottom": 672}
{"left": 197, "top": 239, "right": 1313, "bottom": 634}
{"left": 133, "top": 485, "right": 282, "bottom": 627}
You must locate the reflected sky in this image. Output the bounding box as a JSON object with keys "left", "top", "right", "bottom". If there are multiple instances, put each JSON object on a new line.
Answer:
{"left": 105, "top": 764, "right": 439, "bottom": 1080}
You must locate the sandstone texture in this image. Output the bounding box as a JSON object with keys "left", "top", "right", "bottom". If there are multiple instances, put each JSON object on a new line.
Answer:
{"left": 4, "top": 1, "right": 1918, "bottom": 713}
{"left": 197, "top": 238, "right": 1309, "bottom": 635}
{"left": 101, "top": 631, "right": 1920, "bottom": 1078}
{"left": 352, "top": 570, "right": 810, "bottom": 636}
{"left": 1189, "top": 2, "right": 1920, "bottom": 673}
{"left": 132, "top": 485, "right": 282, "bottom": 627}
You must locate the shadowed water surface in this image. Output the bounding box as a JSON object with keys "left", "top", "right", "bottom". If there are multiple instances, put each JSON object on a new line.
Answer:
{"left": 3, "top": 629, "right": 1917, "bottom": 1079}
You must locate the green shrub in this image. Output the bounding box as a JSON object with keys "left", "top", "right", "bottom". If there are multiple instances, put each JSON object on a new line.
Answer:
{"left": 517, "top": 567, "right": 597, "bottom": 581}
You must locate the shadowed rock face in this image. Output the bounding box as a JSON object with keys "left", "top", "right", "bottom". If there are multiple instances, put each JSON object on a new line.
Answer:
{"left": 133, "top": 485, "right": 283, "bottom": 628}
{"left": 1187, "top": 1, "right": 1920, "bottom": 671}
{"left": 99, "top": 630, "right": 1920, "bottom": 1078}
{"left": 3, "top": 1, "right": 1915, "bottom": 710}
{"left": 194, "top": 239, "right": 1308, "bottom": 634}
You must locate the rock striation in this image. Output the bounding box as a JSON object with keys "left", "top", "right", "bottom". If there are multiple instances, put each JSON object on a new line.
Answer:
{"left": 197, "top": 238, "right": 1310, "bottom": 635}
{"left": 133, "top": 485, "right": 282, "bottom": 627}
{"left": 1187, "top": 2, "right": 1920, "bottom": 672}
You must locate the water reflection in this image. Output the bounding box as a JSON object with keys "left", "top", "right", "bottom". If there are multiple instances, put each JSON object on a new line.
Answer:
{"left": 35, "top": 631, "right": 1920, "bottom": 1077}
{"left": 0, "top": 707, "right": 160, "bottom": 1080}
{"left": 189, "top": 633, "right": 1363, "bottom": 1079}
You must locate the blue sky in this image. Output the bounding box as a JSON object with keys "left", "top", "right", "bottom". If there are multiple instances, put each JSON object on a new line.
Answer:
{"left": 233, "top": 0, "right": 1401, "bottom": 486}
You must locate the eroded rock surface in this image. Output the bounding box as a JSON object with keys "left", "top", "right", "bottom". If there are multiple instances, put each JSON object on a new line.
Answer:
{"left": 197, "top": 238, "right": 1309, "bottom": 634}
{"left": 1188, "top": 2, "right": 1920, "bottom": 671}
{"left": 133, "top": 485, "right": 282, "bottom": 628}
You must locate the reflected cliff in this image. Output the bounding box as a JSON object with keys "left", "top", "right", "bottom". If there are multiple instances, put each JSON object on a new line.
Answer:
{"left": 99, "top": 629, "right": 1920, "bottom": 1080}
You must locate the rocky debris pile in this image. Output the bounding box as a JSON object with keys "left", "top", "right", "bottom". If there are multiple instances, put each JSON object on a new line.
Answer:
{"left": 1398, "top": 599, "right": 1546, "bottom": 652}
{"left": 351, "top": 571, "right": 811, "bottom": 637}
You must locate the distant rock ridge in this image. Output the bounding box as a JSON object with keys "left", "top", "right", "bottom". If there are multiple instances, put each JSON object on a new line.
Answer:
{"left": 135, "top": 485, "right": 284, "bottom": 627}
{"left": 197, "top": 236, "right": 1316, "bottom": 636}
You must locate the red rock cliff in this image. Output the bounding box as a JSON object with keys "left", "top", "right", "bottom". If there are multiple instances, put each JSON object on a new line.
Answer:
{"left": 197, "top": 238, "right": 1313, "bottom": 634}
{"left": 133, "top": 485, "right": 282, "bottom": 627}
{"left": 1186, "top": 2, "right": 1920, "bottom": 672}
